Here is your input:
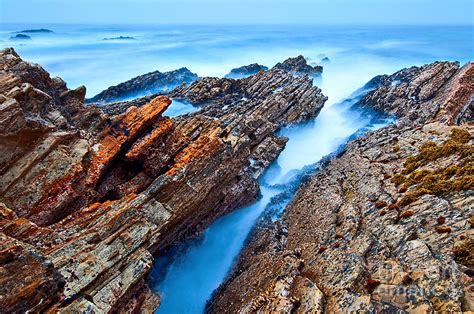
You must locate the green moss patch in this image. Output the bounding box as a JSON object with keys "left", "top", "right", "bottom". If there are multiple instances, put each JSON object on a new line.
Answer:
{"left": 391, "top": 128, "right": 473, "bottom": 207}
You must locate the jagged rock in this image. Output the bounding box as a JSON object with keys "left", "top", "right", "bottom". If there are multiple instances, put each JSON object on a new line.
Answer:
{"left": 105, "top": 94, "right": 158, "bottom": 115}
{"left": 224, "top": 63, "right": 268, "bottom": 79}
{"left": 0, "top": 49, "right": 326, "bottom": 312}
{"left": 0, "top": 232, "right": 65, "bottom": 313}
{"left": 208, "top": 61, "right": 474, "bottom": 313}
{"left": 273, "top": 55, "right": 323, "bottom": 77}
{"left": 87, "top": 68, "right": 198, "bottom": 104}
{"left": 361, "top": 61, "right": 473, "bottom": 126}
{"left": 0, "top": 47, "right": 108, "bottom": 225}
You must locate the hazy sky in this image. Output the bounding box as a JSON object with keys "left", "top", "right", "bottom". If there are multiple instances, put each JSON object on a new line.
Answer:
{"left": 1, "top": 0, "right": 473, "bottom": 25}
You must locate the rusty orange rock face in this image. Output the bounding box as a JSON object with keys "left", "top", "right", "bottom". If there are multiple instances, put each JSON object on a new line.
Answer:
{"left": 126, "top": 117, "right": 174, "bottom": 161}
{"left": 88, "top": 96, "right": 171, "bottom": 184}
{"left": 166, "top": 130, "right": 222, "bottom": 176}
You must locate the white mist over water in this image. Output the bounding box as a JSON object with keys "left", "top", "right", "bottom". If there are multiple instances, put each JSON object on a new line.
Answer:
{"left": 149, "top": 61, "right": 393, "bottom": 313}
{"left": 1, "top": 25, "right": 472, "bottom": 96}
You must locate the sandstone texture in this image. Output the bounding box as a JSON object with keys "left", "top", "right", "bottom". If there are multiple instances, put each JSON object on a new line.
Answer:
{"left": 0, "top": 48, "right": 325, "bottom": 312}
{"left": 87, "top": 67, "right": 198, "bottom": 104}
{"left": 209, "top": 62, "right": 474, "bottom": 313}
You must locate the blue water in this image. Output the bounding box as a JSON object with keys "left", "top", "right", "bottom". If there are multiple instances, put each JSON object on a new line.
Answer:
{"left": 164, "top": 98, "right": 200, "bottom": 117}
{"left": 1, "top": 23, "right": 471, "bottom": 313}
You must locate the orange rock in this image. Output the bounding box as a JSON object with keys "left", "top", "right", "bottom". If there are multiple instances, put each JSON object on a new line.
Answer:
{"left": 88, "top": 96, "right": 171, "bottom": 183}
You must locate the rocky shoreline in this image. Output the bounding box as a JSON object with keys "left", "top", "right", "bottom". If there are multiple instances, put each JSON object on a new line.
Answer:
{"left": 208, "top": 61, "right": 474, "bottom": 313}
{"left": 0, "top": 46, "right": 472, "bottom": 313}
{"left": 0, "top": 48, "right": 326, "bottom": 312}
{"left": 87, "top": 55, "right": 323, "bottom": 111}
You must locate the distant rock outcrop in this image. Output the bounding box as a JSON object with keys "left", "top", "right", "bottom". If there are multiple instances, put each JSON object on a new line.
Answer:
{"left": 101, "top": 36, "right": 136, "bottom": 41}
{"left": 320, "top": 56, "right": 330, "bottom": 63}
{"left": 15, "top": 29, "right": 53, "bottom": 33}
{"left": 87, "top": 68, "right": 199, "bottom": 104}
{"left": 273, "top": 55, "right": 323, "bottom": 77}
{"left": 224, "top": 63, "right": 268, "bottom": 79}
{"left": 9, "top": 34, "right": 31, "bottom": 41}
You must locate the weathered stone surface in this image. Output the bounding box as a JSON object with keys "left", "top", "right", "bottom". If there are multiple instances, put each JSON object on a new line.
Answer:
{"left": 87, "top": 67, "right": 198, "bottom": 104}
{"left": 209, "top": 62, "right": 474, "bottom": 313}
{"left": 361, "top": 61, "right": 474, "bottom": 126}
{"left": 0, "top": 48, "right": 108, "bottom": 225}
{"left": 0, "top": 231, "right": 65, "bottom": 313}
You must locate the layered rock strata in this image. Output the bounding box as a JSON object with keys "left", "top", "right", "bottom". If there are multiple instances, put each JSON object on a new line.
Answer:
{"left": 209, "top": 61, "right": 474, "bottom": 312}
{"left": 99, "top": 55, "right": 323, "bottom": 116}
{"left": 0, "top": 48, "right": 326, "bottom": 312}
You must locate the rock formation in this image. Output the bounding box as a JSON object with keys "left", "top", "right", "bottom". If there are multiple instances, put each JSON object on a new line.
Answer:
{"left": 225, "top": 63, "right": 269, "bottom": 79}
{"left": 96, "top": 94, "right": 160, "bottom": 116}
{"left": 273, "top": 55, "right": 323, "bottom": 77}
{"left": 0, "top": 48, "right": 326, "bottom": 312}
{"left": 9, "top": 34, "right": 31, "bottom": 41}
{"left": 96, "top": 55, "right": 321, "bottom": 116}
{"left": 208, "top": 61, "right": 474, "bottom": 312}
{"left": 87, "top": 67, "right": 199, "bottom": 104}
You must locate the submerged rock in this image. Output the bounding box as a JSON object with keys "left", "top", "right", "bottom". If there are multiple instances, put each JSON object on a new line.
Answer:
{"left": 208, "top": 61, "right": 474, "bottom": 313}
{"left": 87, "top": 67, "right": 198, "bottom": 104}
{"left": 273, "top": 55, "right": 323, "bottom": 77}
{"left": 0, "top": 48, "right": 326, "bottom": 312}
{"left": 224, "top": 63, "right": 269, "bottom": 79}
{"left": 320, "top": 56, "right": 331, "bottom": 63}
{"left": 9, "top": 34, "right": 31, "bottom": 41}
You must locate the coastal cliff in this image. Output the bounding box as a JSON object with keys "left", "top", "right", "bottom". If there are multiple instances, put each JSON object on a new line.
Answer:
{"left": 0, "top": 48, "right": 326, "bottom": 312}
{"left": 208, "top": 61, "right": 474, "bottom": 312}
